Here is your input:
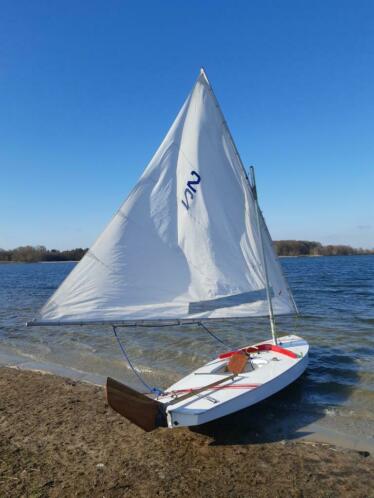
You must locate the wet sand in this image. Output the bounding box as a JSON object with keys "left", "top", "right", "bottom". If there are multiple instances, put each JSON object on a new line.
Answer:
{"left": 0, "top": 367, "right": 373, "bottom": 498}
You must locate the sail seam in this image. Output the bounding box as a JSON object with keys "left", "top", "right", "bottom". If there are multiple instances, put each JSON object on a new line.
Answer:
{"left": 86, "top": 250, "right": 111, "bottom": 270}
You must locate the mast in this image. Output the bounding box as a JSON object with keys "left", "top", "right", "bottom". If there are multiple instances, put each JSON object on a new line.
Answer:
{"left": 249, "top": 166, "right": 277, "bottom": 345}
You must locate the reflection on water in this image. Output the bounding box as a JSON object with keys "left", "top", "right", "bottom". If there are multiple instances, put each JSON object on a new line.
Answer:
{"left": 0, "top": 256, "right": 373, "bottom": 445}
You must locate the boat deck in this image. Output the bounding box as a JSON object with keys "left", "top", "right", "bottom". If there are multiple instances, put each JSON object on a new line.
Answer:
{"left": 159, "top": 335, "right": 309, "bottom": 427}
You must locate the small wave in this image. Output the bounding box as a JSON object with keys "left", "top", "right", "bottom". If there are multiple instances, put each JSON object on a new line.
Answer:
{"left": 324, "top": 407, "right": 337, "bottom": 417}
{"left": 356, "top": 316, "right": 374, "bottom": 324}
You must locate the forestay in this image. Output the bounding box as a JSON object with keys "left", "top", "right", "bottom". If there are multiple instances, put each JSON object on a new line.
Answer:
{"left": 34, "top": 70, "right": 297, "bottom": 325}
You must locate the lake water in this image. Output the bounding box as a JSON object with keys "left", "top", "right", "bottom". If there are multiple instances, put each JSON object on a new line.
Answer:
{"left": 0, "top": 256, "right": 373, "bottom": 449}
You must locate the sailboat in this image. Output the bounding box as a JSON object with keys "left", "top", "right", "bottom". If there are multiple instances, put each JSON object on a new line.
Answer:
{"left": 27, "top": 69, "right": 309, "bottom": 432}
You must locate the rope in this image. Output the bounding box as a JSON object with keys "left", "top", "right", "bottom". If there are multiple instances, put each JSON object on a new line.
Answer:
{"left": 198, "top": 321, "right": 229, "bottom": 347}
{"left": 197, "top": 323, "right": 255, "bottom": 370}
{"left": 111, "top": 322, "right": 234, "bottom": 396}
{"left": 112, "top": 326, "right": 164, "bottom": 396}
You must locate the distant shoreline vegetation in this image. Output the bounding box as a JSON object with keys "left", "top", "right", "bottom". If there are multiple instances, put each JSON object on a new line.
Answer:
{"left": 0, "top": 246, "right": 88, "bottom": 263}
{"left": 274, "top": 240, "right": 374, "bottom": 257}
{"left": 0, "top": 241, "right": 373, "bottom": 263}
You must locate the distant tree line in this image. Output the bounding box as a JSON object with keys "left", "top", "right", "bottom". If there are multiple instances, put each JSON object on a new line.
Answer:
{"left": 0, "top": 242, "right": 373, "bottom": 263}
{"left": 0, "top": 246, "right": 88, "bottom": 263}
{"left": 273, "top": 240, "right": 374, "bottom": 257}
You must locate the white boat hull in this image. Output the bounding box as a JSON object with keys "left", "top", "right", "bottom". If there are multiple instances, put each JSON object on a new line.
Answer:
{"left": 159, "top": 335, "right": 309, "bottom": 428}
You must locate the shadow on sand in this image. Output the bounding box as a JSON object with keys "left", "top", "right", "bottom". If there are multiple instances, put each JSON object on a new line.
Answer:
{"left": 190, "top": 345, "right": 359, "bottom": 446}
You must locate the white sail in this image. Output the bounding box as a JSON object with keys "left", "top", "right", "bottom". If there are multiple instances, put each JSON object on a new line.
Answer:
{"left": 36, "top": 70, "right": 297, "bottom": 324}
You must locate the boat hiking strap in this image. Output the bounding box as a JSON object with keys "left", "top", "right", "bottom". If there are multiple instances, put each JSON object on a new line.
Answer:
{"left": 112, "top": 326, "right": 164, "bottom": 396}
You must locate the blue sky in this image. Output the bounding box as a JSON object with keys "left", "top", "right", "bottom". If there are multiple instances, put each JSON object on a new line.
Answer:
{"left": 1, "top": 0, "right": 373, "bottom": 249}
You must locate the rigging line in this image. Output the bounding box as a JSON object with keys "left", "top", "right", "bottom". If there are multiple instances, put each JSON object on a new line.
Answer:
{"left": 198, "top": 321, "right": 230, "bottom": 348}
{"left": 115, "top": 320, "right": 232, "bottom": 349}
{"left": 198, "top": 323, "right": 254, "bottom": 371}
{"left": 112, "top": 326, "right": 164, "bottom": 396}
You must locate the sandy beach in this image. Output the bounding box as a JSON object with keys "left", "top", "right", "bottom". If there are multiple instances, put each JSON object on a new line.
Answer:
{"left": 0, "top": 367, "right": 373, "bottom": 498}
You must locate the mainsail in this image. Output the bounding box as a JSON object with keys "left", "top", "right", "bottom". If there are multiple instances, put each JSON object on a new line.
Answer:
{"left": 34, "top": 70, "right": 297, "bottom": 325}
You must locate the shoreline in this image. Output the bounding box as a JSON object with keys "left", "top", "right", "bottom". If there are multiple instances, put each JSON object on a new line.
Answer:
{"left": 1, "top": 349, "right": 373, "bottom": 455}
{"left": 0, "top": 260, "right": 79, "bottom": 264}
{"left": 1, "top": 254, "right": 374, "bottom": 264}
{"left": 0, "top": 366, "right": 373, "bottom": 497}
